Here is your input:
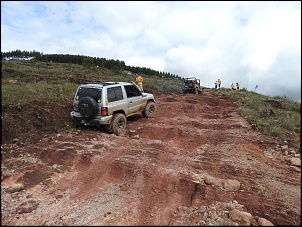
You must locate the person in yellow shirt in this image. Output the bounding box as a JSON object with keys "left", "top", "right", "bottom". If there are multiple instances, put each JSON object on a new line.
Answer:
{"left": 217, "top": 79, "right": 221, "bottom": 89}
{"left": 135, "top": 73, "right": 144, "bottom": 92}
{"left": 231, "top": 83, "right": 235, "bottom": 90}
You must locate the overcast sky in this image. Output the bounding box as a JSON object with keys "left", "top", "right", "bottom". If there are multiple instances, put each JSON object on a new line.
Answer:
{"left": 1, "top": 1, "right": 301, "bottom": 102}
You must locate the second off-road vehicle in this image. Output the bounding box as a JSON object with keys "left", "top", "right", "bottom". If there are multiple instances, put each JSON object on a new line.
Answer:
{"left": 182, "top": 77, "right": 202, "bottom": 94}
{"left": 70, "top": 81, "right": 156, "bottom": 135}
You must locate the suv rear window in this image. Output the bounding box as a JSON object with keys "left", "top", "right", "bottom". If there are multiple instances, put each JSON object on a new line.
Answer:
{"left": 76, "top": 87, "right": 102, "bottom": 101}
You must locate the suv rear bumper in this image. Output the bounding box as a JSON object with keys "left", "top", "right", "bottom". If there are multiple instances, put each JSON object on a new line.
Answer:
{"left": 70, "top": 111, "right": 112, "bottom": 125}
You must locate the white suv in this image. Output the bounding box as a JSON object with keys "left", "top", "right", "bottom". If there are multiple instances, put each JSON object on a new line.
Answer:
{"left": 70, "top": 81, "right": 156, "bottom": 134}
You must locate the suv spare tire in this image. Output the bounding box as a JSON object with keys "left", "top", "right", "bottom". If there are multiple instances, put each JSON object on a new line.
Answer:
{"left": 78, "top": 96, "right": 98, "bottom": 120}
{"left": 188, "top": 81, "right": 194, "bottom": 88}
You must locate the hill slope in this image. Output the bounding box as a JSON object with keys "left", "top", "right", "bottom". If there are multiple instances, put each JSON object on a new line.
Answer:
{"left": 1, "top": 89, "right": 301, "bottom": 226}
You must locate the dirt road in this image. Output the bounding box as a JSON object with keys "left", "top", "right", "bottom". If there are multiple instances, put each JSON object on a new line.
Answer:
{"left": 1, "top": 89, "right": 301, "bottom": 226}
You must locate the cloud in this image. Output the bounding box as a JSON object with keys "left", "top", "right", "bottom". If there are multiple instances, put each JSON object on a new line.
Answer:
{"left": 255, "top": 46, "right": 301, "bottom": 100}
{"left": 1, "top": 1, "right": 301, "bottom": 101}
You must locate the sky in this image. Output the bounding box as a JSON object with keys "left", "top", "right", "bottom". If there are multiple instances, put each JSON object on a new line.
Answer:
{"left": 1, "top": 1, "right": 301, "bottom": 102}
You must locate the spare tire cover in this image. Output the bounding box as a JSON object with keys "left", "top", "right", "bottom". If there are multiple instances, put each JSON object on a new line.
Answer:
{"left": 78, "top": 96, "right": 98, "bottom": 120}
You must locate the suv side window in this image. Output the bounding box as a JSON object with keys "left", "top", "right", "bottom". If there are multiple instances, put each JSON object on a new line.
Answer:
{"left": 107, "top": 86, "right": 123, "bottom": 102}
{"left": 124, "top": 85, "right": 141, "bottom": 98}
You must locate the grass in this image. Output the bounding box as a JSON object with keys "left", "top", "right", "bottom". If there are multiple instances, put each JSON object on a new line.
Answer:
{"left": 1, "top": 81, "right": 78, "bottom": 104}
{"left": 213, "top": 88, "right": 301, "bottom": 146}
{"left": 1, "top": 59, "right": 301, "bottom": 148}
{"left": 1, "top": 59, "right": 183, "bottom": 105}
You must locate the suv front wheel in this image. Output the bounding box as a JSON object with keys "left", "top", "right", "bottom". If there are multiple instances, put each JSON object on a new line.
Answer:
{"left": 111, "top": 113, "right": 127, "bottom": 135}
{"left": 142, "top": 101, "right": 156, "bottom": 118}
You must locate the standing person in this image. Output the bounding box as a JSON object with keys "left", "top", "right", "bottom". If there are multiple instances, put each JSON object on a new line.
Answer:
{"left": 217, "top": 79, "right": 221, "bottom": 89}
{"left": 215, "top": 81, "right": 218, "bottom": 89}
{"left": 231, "top": 83, "right": 235, "bottom": 90}
{"left": 135, "top": 73, "right": 144, "bottom": 92}
{"left": 236, "top": 82, "right": 240, "bottom": 90}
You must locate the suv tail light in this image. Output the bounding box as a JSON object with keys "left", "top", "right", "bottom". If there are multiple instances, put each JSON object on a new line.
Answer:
{"left": 101, "top": 107, "right": 108, "bottom": 116}
{"left": 72, "top": 102, "right": 78, "bottom": 111}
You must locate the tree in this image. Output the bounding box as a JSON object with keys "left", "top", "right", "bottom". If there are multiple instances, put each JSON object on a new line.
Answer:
{"left": 82, "top": 57, "right": 94, "bottom": 68}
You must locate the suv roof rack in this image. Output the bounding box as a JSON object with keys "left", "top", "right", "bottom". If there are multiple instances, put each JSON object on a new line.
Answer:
{"left": 83, "top": 81, "right": 119, "bottom": 86}
{"left": 184, "top": 77, "right": 197, "bottom": 80}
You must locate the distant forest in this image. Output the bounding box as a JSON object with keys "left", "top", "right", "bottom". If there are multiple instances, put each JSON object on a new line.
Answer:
{"left": 1, "top": 49, "right": 181, "bottom": 79}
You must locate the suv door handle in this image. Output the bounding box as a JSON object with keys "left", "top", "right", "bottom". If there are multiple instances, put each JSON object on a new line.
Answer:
{"left": 129, "top": 101, "right": 133, "bottom": 103}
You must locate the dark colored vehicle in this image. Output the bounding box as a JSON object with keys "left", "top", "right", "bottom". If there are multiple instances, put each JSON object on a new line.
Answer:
{"left": 182, "top": 77, "right": 202, "bottom": 94}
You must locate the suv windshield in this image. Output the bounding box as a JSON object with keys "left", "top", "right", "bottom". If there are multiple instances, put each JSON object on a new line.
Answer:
{"left": 75, "top": 87, "right": 102, "bottom": 101}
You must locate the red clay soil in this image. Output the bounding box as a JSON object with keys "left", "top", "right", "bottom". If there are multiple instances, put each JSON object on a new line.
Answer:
{"left": 1, "top": 89, "right": 301, "bottom": 226}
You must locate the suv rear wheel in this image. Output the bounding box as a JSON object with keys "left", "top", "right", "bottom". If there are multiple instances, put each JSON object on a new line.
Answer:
{"left": 111, "top": 113, "right": 127, "bottom": 135}
{"left": 142, "top": 101, "right": 156, "bottom": 118}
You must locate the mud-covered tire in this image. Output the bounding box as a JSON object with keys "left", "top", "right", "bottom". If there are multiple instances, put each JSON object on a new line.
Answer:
{"left": 104, "top": 125, "right": 111, "bottom": 131}
{"left": 111, "top": 113, "right": 127, "bottom": 135}
{"left": 72, "top": 120, "right": 81, "bottom": 128}
{"left": 142, "top": 101, "right": 156, "bottom": 118}
{"left": 78, "top": 96, "right": 98, "bottom": 120}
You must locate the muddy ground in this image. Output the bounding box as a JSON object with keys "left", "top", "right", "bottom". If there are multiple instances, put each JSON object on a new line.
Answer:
{"left": 1, "top": 89, "right": 301, "bottom": 226}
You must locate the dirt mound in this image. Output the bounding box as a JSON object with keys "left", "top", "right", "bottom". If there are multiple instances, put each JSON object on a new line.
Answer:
{"left": 1, "top": 89, "right": 301, "bottom": 226}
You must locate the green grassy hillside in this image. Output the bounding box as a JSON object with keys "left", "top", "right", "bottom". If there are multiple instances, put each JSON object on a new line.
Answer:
{"left": 1, "top": 60, "right": 300, "bottom": 150}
